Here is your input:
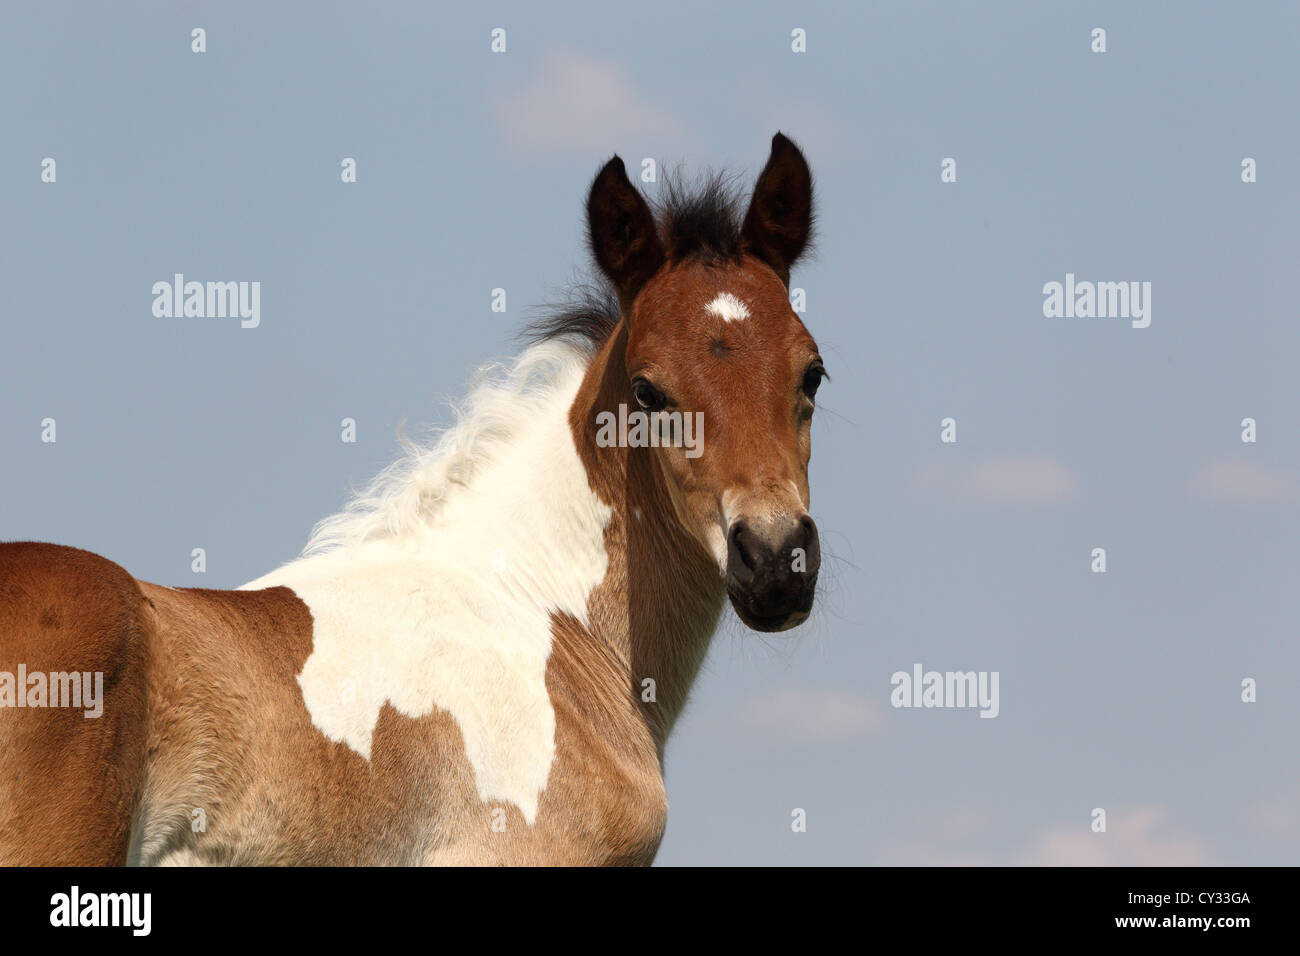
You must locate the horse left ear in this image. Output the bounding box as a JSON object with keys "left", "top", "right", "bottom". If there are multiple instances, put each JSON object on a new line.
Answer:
{"left": 741, "top": 132, "right": 814, "bottom": 286}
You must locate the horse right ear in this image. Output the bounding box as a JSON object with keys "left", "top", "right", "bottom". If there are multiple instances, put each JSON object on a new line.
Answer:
{"left": 586, "top": 156, "right": 665, "bottom": 312}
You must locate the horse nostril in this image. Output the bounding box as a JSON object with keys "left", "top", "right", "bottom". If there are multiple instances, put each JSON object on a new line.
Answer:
{"left": 791, "top": 515, "right": 821, "bottom": 576}
{"left": 798, "top": 514, "right": 816, "bottom": 543}
{"left": 727, "top": 521, "right": 762, "bottom": 577}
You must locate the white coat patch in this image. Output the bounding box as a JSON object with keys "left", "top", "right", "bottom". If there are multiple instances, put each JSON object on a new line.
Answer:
{"left": 241, "top": 350, "right": 610, "bottom": 824}
{"left": 705, "top": 292, "right": 750, "bottom": 322}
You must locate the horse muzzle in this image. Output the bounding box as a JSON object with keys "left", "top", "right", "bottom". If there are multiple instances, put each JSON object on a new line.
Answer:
{"left": 724, "top": 514, "right": 820, "bottom": 632}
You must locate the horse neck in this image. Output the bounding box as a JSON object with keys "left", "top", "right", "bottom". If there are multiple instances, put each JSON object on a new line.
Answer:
{"left": 568, "top": 326, "right": 727, "bottom": 750}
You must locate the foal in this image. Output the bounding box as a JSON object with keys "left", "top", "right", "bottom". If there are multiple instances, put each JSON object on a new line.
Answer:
{"left": 0, "top": 133, "right": 825, "bottom": 865}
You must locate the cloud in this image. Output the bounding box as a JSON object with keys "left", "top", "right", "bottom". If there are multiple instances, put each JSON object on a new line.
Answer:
{"left": 1022, "top": 806, "right": 1212, "bottom": 866}
{"left": 1244, "top": 798, "right": 1298, "bottom": 835}
{"left": 735, "top": 686, "right": 882, "bottom": 744}
{"left": 494, "top": 49, "right": 686, "bottom": 159}
{"left": 910, "top": 453, "right": 1079, "bottom": 507}
{"left": 936, "top": 807, "right": 993, "bottom": 842}
{"left": 1241, "top": 777, "right": 1300, "bottom": 838}
{"left": 1189, "top": 459, "right": 1298, "bottom": 504}
{"left": 879, "top": 805, "right": 1214, "bottom": 866}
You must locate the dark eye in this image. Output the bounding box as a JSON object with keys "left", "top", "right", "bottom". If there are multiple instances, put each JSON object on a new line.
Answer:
{"left": 801, "top": 361, "right": 827, "bottom": 400}
{"left": 632, "top": 378, "right": 667, "bottom": 412}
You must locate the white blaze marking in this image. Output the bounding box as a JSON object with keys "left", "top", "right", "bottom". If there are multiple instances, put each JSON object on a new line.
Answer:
{"left": 241, "top": 356, "right": 611, "bottom": 825}
{"left": 705, "top": 292, "right": 750, "bottom": 322}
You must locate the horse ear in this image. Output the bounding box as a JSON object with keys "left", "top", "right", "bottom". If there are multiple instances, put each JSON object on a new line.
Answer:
{"left": 741, "top": 133, "right": 814, "bottom": 286}
{"left": 587, "top": 156, "right": 666, "bottom": 312}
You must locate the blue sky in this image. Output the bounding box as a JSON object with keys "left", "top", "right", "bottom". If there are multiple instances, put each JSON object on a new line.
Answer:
{"left": 2, "top": 1, "right": 1298, "bottom": 864}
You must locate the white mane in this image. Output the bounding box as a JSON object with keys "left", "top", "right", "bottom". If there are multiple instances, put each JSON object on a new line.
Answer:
{"left": 302, "top": 339, "right": 593, "bottom": 556}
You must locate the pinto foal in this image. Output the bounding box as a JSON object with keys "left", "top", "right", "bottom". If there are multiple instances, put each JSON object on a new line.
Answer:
{"left": 0, "top": 133, "right": 825, "bottom": 865}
